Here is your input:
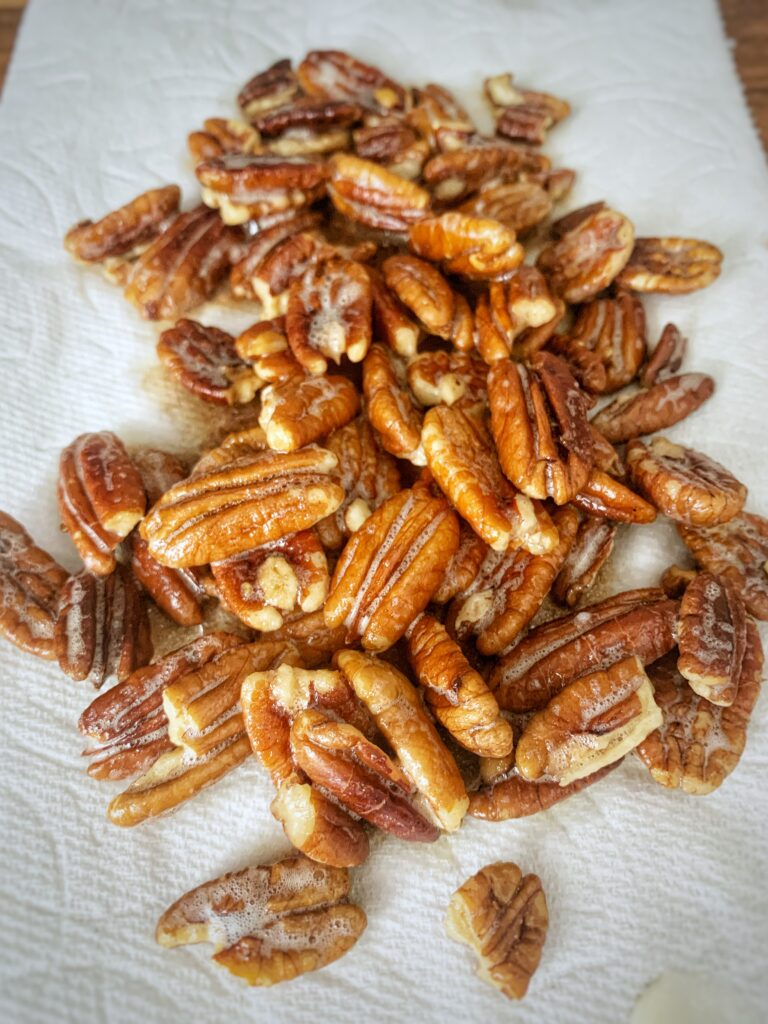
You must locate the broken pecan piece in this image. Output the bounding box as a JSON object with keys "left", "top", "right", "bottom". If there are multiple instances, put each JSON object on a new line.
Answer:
{"left": 409, "top": 212, "right": 523, "bottom": 280}
{"left": 640, "top": 323, "right": 687, "bottom": 387}
{"left": 468, "top": 762, "right": 620, "bottom": 821}
{"left": 572, "top": 469, "right": 657, "bottom": 524}
{"left": 187, "top": 118, "right": 261, "bottom": 162}
{"left": 536, "top": 206, "right": 635, "bottom": 302}
{"left": 677, "top": 572, "right": 747, "bottom": 706}
{"left": 64, "top": 185, "right": 181, "bottom": 263}
{"left": 591, "top": 373, "right": 715, "bottom": 444}
{"left": 363, "top": 343, "right": 425, "bottom": 465}
{"left": 259, "top": 374, "right": 360, "bottom": 452}
{"left": 156, "top": 319, "right": 258, "bottom": 405}
{"left": 297, "top": 50, "right": 406, "bottom": 112}
{"left": 327, "top": 153, "right": 431, "bottom": 231}
{"left": 407, "top": 83, "right": 475, "bottom": 150}
{"left": 661, "top": 564, "right": 698, "bottom": 599}
{"left": 196, "top": 153, "right": 326, "bottom": 225}
{"left": 475, "top": 268, "right": 558, "bottom": 363}
{"left": 485, "top": 73, "right": 570, "bottom": 144}
{"left": 552, "top": 516, "right": 617, "bottom": 607}
{"left": 616, "top": 237, "right": 723, "bottom": 293}
{"left": 235, "top": 318, "right": 305, "bottom": 385}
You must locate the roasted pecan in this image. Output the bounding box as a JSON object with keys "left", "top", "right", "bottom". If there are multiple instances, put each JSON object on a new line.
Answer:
{"left": 549, "top": 201, "right": 606, "bottom": 239}
{"left": 460, "top": 181, "right": 552, "bottom": 235}
{"left": 635, "top": 631, "right": 763, "bottom": 794}
{"left": 238, "top": 58, "right": 299, "bottom": 118}
{"left": 407, "top": 613, "right": 513, "bottom": 758}
{"left": 432, "top": 521, "right": 487, "bottom": 604}
{"left": 140, "top": 446, "right": 344, "bottom": 568}
{"left": 64, "top": 185, "right": 180, "bottom": 264}
{"left": 491, "top": 588, "right": 678, "bottom": 712}
{"left": 409, "top": 212, "right": 523, "bottom": 281}
{"left": 591, "top": 373, "right": 716, "bottom": 443}
{"left": 475, "top": 268, "right": 558, "bottom": 363}
{"left": 189, "top": 425, "right": 270, "bottom": 477}
{"left": 353, "top": 116, "right": 430, "bottom": 179}
{"left": 337, "top": 649, "right": 469, "bottom": 830}
{"left": 552, "top": 516, "right": 617, "bottom": 607}
{"left": 640, "top": 323, "right": 687, "bottom": 387}
{"left": 210, "top": 532, "right": 329, "bottom": 631}
{"left": 124, "top": 205, "right": 235, "bottom": 320}
{"left": 57, "top": 431, "right": 146, "bottom": 576}
{"left": 677, "top": 511, "right": 768, "bottom": 621}
{"left": 187, "top": 118, "right": 261, "bottom": 162}
{"left": 660, "top": 564, "right": 698, "bottom": 599}
{"left": 407, "top": 83, "right": 475, "bottom": 150}
{"left": 266, "top": 610, "right": 349, "bottom": 668}
{"left": 324, "top": 487, "right": 459, "bottom": 650}
{"left": 156, "top": 319, "right": 259, "bottom": 406}
{"left": 407, "top": 349, "right": 488, "bottom": 409}
{"left": 54, "top": 566, "right": 152, "bottom": 688}
{"left": 297, "top": 50, "right": 406, "bottom": 112}
{"left": 368, "top": 266, "right": 421, "bottom": 357}
{"left": 536, "top": 206, "right": 635, "bottom": 302}
{"left": 196, "top": 153, "right": 326, "bottom": 225}
{"left": 423, "top": 141, "right": 549, "bottom": 202}
{"left": 468, "top": 762, "right": 620, "bottom": 821}
{"left": 363, "top": 343, "right": 425, "bottom": 465}
{"left": 616, "top": 237, "right": 723, "bottom": 293}
{"left": 327, "top": 153, "right": 431, "bottom": 231}
{"left": 131, "top": 534, "right": 205, "bottom": 626}
{"left": 488, "top": 352, "right": 593, "bottom": 505}
{"left": 515, "top": 655, "right": 661, "bottom": 784}
{"left": 626, "top": 437, "right": 746, "bottom": 527}
{"left": 0, "top": 510, "right": 69, "bottom": 659}
{"left": 235, "top": 318, "right": 305, "bottom": 385}
{"left": 382, "top": 253, "right": 470, "bottom": 349}
{"left": 572, "top": 469, "right": 657, "bottom": 524}
{"left": 253, "top": 97, "right": 361, "bottom": 137}
{"left": 677, "top": 572, "right": 747, "bottom": 706}
{"left": 229, "top": 210, "right": 323, "bottom": 303}
{"left": 156, "top": 854, "right": 366, "bottom": 985}
{"left": 485, "top": 73, "right": 570, "bottom": 144}
{"left": 445, "top": 862, "right": 548, "bottom": 1000}
{"left": 259, "top": 374, "right": 359, "bottom": 452}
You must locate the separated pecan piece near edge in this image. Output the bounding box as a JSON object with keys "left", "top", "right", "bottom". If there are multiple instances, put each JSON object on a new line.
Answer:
{"left": 616, "top": 237, "right": 723, "bottom": 294}
{"left": 590, "top": 373, "right": 715, "bottom": 443}
{"left": 64, "top": 185, "right": 181, "bottom": 263}
{"left": 156, "top": 319, "right": 258, "bottom": 406}
{"left": 572, "top": 469, "right": 657, "bottom": 524}
{"left": 640, "top": 323, "right": 687, "bottom": 387}
{"left": 468, "top": 761, "right": 620, "bottom": 821}
{"left": 677, "top": 572, "right": 747, "bottom": 707}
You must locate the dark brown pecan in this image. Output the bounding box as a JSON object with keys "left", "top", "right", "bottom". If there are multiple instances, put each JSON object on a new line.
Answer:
{"left": 238, "top": 58, "right": 299, "bottom": 117}
{"left": 327, "top": 153, "right": 431, "bottom": 231}
{"left": 156, "top": 319, "right": 258, "bottom": 406}
{"left": 677, "top": 572, "right": 748, "bottom": 706}
{"left": 196, "top": 154, "right": 326, "bottom": 225}
{"left": 353, "top": 116, "right": 430, "bottom": 179}
{"left": 640, "top": 323, "right": 687, "bottom": 387}
{"left": 616, "top": 237, "right": 723, "bottom": 293}
{"left": 591, "top": 373, "right": 716, "bottom": 443}
{"left": 468, "top": 762, "right": 620, "bottom": 821}
{"left": 572, "top": 469, "right": 657, "bottom": 524}
{"left": 660, "top": 564, "right": 698, "bottom": 599}
{"left": 485, "top": 73, "right": 571, "bottom": 144}
{"left": 297, "top": 50, "right": 407, "bottom": 111}
{"left": 64, "top": 185, "right": 181, "bottom": 263}
{"left": 475, "top": 269, "right": 558, "bottom": 363}
{"left": 536, "top": 206, "right": 635, "bottom": 302}
{"left": 253, "top": 97, "right": 361, "bottom": 137}
{"left": 552, "top": 516, "right": 617, "bottom": 607}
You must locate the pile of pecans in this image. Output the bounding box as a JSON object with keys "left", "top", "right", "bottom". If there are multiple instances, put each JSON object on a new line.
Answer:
{"left": 1, "top": 49, "right": 766, "bottom": 1000}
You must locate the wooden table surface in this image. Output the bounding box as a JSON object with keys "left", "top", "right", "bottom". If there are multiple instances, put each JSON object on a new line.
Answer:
{"left": 1, "top": 0, "right": 766, "bottom": 151}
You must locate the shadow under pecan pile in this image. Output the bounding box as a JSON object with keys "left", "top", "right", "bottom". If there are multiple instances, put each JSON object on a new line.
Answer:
{"left": 1, "top": 48, "right": 765, "bottom": 999}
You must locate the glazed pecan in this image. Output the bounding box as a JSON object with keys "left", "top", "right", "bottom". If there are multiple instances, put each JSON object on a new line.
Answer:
{"left": 616, "top": 237, "right": 723, "bottom": 294}
{"left": 626, "top": 437, "right": 746, "bottom": 526}
{"left": 407, "top": 83, "right": 475, "bottom": 150}
{"left": 446, "top": 862, "right": 548, "bottom": 1001}
{"left": 363, "top": 343, "right": 425, "bottom": 465}
{"left": 235, "top": 318, "right": 305, "bottom": 385}
{"left": 368, "top": 266, "right": 421, "bottom": 357}
{"left": 549, "top": 201, "right": 606, "bottom": 238}
{"left": 591, "top": 373, "right": 716, "bottom": 443}
{"left": 54, "top": 566, "right": 152, "bottom": 688}
{"left": 57, "top": 431, "right": 146, "bottom": 575}
{"left": 297, "top": 50, "right": 406, "bottom": 111}
{"left": 485, "top": 73, "right": 570, "bottom": 144}
{"left": 124, "top": 205, "right": 234, "bottom": 320}
{"left": 253, "top": 96, "right": 361, "bottom": 139}
{"left": 0, "top": 511, "right": 69, "bottom": 659}
{"left": 589, "top": 424, "right": 625, "bottom": 477}
{"left": 324, "top": 487, "right": 459, "bottom": 651}
{"left": 572, "top": 469, "right": 657, "bottom": 524}
{"left": 210, "top": 532, "right": 329, "bottom": 631}
{"left": 64, "top": 185, "right": 180, "bottom": 263}
{"left": 552, "top": 516, "right": 617, "bottom": 607}
{"left": 536, "top": 206, "right": 635, "bottom": 302}
{"left": 408, "top": 212, "right": 523, "bottom": 280}
{"left": 515, "top": 655, "right": 661, "bottom": 785}
{"left": 640, "top": 323, "right": 687, "bottom": 387}
{"left": 468, "top": 762, "right": 620, "bottom": 821}
{"left": 677, "top": 511, "right": 768, "bottom": 620}
{"left": 259, "top": 374, "right": 360, "bottom": 452}
{"left": 407, "top": 613, "right": 513, "bottom": 758}
{"left": 327, "top": 153, "right": 431, "bottom": 231}
{"left": 187, "top": 118, "right": 261, "bottom": 162}
{"left": 382, "top": 253, "right": 471, "bottom": 349}
{"left": 635, "top": 631, "right": 763, "bottom": 794}
{"left": 131, "top": 447, "right": 187, "bottom": 505}
{"left": 353, "top": 116, "right": 430, "bottom": 179}
{"left": 488, "top": 352, "right": 593, "bottom": 505}
{"left": 459, "top": 181, "right": 552, "bottom": 235}
{"left": 131, "top": 534, "right": 205, "bottom": 626}
{"left": 406, "top": 349, "right": 488, "bottom": 409}
{"left": 475, "top": 268, "right": 558, "bottom": 363}
{"left": 228, "top": 210, "right": 323, "bottom": 304}
{"left": 189, "top": 425, "right": 270, "bottom": 476}
{"left": 677, "top": 572, "right": 747, "bottom": 706}
{"left": 432, "top": 521, "right": 487, "bottom": 604}
{"left": 238, "top": 58, "right": 299, "bottom": 118}
{"left": 140, "top": 446, "right": 344, "bottom": 567}
{"left": 423, "top": 141, "right": 549, "bottom": 202}
{"left": 196, "top": 153, "right": 326, "bottom": 225}
{"left": 156, "top": 319, "right": 259, "bottom": 405}
{"left": 156, "top": 854, "right": 366, "bottom": 986}
{"left": 422, "top": 404, "right": 559, "bottom": 555}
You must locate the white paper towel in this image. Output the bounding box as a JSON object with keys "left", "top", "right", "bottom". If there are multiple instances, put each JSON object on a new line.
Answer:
{"left": 1, "top": 1, "right": 767, "bottom": 1022}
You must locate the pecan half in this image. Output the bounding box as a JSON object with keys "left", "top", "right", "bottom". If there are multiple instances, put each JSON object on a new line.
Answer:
{"left": 677, "top": 572, "right": 747, "bottom": 706}
{"left": 475, "top": 268, "right": 558, "bottom": 363}
{"left": 382, "top": 253, "right": 470, "bottom": 348}
{"left": 616, "top": 237, "right": 723, "bottom": 293}
{"left": 156, "top": 319, "right": 258, "bottom": 405}
{"left": 459, "top": 181, "right": 552, "bottom": 235}
{"left": 297, "top": 50, "right": 406, "bottom": 112}
{"left": 259, "top": 374, "right": 360, "bottom": 452}
{"left": 445, "top": 862, "right": 548, "bottom": 1001}
{"left": 131, "top": 534, "right": 205, "bottom": 626}
{"left": 64, "top": 185, "right": 180, "bottom": 263}
{"left": 572, "top": 469, "right": 657, "bottom": 524}
{"left": 253, "top": 96, "right": 361, "bottom": 138}
{"left": 0, "top": 510, "right": 69, "bottom": 659}
{"left": 353, "top": 116, "right": 430, "bottom": 179}
{"left": 131, "top": 447, "right": 187, "bottom": 505}
{"left": 552, "top": 516, "right": 617, "bottom": 607}
{"left": 407, "top": 349, "right": 488, "bottom": 409}
{"left": 640, "top": 323, "right": 687, "bottom": 387}
{"left": 368, "top": 266, "right": 421, "bottom": 357}
{"left": 485, "top": 73, "right": 570, "bottom": 144}
{"left": 229, "top": 210, "right": 323, "bottom": 303}
{"left": 591, "top": 373, "right": 715, "bottom": 444}
{"left": 327, "top": 153, "right": 431, "bottom": 231}
{"left": 408, "top": 212, "right": 523, "bottom": 280}
{"left": 626, "top": 437, "right": 746, "bottom": 526}
{"left": 363, "top": 343, "right": 425, "bottom": 465}
{"left": 536, "top": 206, "right": 635, "bottom": 302}
{"left": 468, "top": 762, "right": 620, "bottom": 821}
{"left": 235, "top": 318, "right": 305, "bottom": 385}
{"left": 423, "top": 142, "right": 549, "bottom": 203}
{"left": 238, "top": 58, "right": 299, "bottom": 118}
{"left": 156, "top": 854, "right": 366, "bottom": 986}
{"left": 196, "top": 153, "right": 326, "bottom": 225}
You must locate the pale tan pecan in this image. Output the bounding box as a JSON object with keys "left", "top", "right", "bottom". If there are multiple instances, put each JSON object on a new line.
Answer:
{"left": 57, "top": 431, "right": 146, "bottom": 576}
{"left": 140, "top": 446, "right": 344, "bottom": 568}
{"left": 572, "top": 469, "right": 657, "bottom": 524}
{"left": 406, "top": 349, "right": 488, "bottom": 409}
{"left": 327, "top": 153, "right": 431, "bottom": 231}
{"left": 409, "top": 212, "right": 523, "bottom": 280}
{"left": 211, "top": 532, "right": 329, "bottom": 631}
{"left": 64, "top": 185, "right": 180, "bottom": 264}
{"left": 265, "top": 610, "right": 349, "bottom": 668}
{"left": 156, "top": 319, "right": 259, "bottom": 406}
{"left": 536, "top": 206, "right": 635, "bottom": 302}
{"left": 131, "top": 534, "right": 205, "bottom": 626}
{"left": 491, "top": 588, "right": 678, "bottom": 712}
{"left": 228, "top": 210, "right": 324, "bottom": 303}
{"left": 54, "top": 566, "right": 152, "bottom": 688}
{"left": 489, "top": 352, "right": 593, "bottom": 505}
{"left": 196, "top": 153, "right": 326, "bottom": 225}
{"left": 635, "top": 630, "right": 763, "bottom": 794}
{"left": 460, "top": 180, "right": 552, "bottom": 235}
{"left": 423, "top": 141, "right": 550, "bottom": 202}
{"left": 187, "top": 117, "right": 261, "bottom": 162}
{"left": 616, "top": 237, "right": 723, "bottom": 293}
{"left": 234, "top": 317, "right": 305, "bottom": 385}
{"left": 591, "top": 373, "right": 716, "bottom": 443}
{"left": 156, "top": 854, "right": 366, "bottom": 986}
{"left": 297, "top": 50, "right": 406, "bottom": 111}
{"left": 660, "top": 564, "right": 698, "bottom": 599}
{"left": 259, "top": 374, "right": 360, "bottom": 452}
{"left": 0, "top": 511, "right": 69, "bottom": 659}
{"left": 324, "top": 487, "right": 459, "bottom": 651}
{"left": 626, "top": 437, "right": 746, "bottom": 527}
{"left": 552, "top": 516, "right": 617, "bottom": 607}
{"left": 468, "top": 762, "right": 620, "bottom": 821}
{"left": 677, "top": 572, "right": 748, "bottom": 706}
{"left": 640, "top": 322, "right": 687, "bottom": 387}
{"left": 515, "top": 655, "right": 661, "bottom": 785}
{"left": 363, "top": 343, "right": 425, "bottom": 465}
{"left": 446, "top": 862, "right": 548, "bottom": 1000}
{"left": 407, "top": 613, "right": 513, "bottom": 758}
{"left": 475, "top": 268, "right": 558, "bottom": 363}
{"left": 124, "top": 205, "right": 235, "bottom": 320}
{"left": 485, "top": 73, "right": 570, "bottom": 144}
{"left": 353, "top": 116, "right": 430, "bottom": 179}
{"left": 432, "top": 521, "right": 488, "bottom": 604}
{"left": 368, "top": 266, "right": 421, "bottom": 357}
{"left": 447, "top": 506, "right": 579, "bottom": 655}
{"left": 382, "top": 253, "right": 472, "bottom": 349}
{"left": 238, "top": 58, "right": 299, "bottom": 117}
{"left": 677, "top": 511, "right": 768, "bottom": 621}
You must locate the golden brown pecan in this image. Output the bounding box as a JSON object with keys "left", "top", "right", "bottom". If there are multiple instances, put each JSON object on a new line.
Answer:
{"left": 626, "top": 437, "right": 746, "bottom": 527}
{"left": 337, "top": 649, "right": 469, "bottom": 830}
{"left": 407, "top": 349, "right": 488, "bottom": 409}
{"left": 515, "top": 655, "right": 661, "bottom": 785}
{"left": 130, "top": 534, "right": 205, "bottom": 626}
{"left": 238, "top": 58, "right": 299, "bottom": 117}
{"left": 64, "top": 185, "right": 180, "bottom": 264}
{"left": 422, "top": 404, "right": 558, "bottom": 555}
{"left": 475, "top": 269, "right": 558, "bottom": 363}
{"left": 407, "top": 83, "right": 475, "bottom": 149}
{"left": 660, "top": 564, "right": 698, "bottom": 599}
{"left": 591, "top": 373, "right": 716, "bottom": 443}
{"left": 57, "top": 431, "right": 146, "bottom": 576}
{"left": 468, "top": 762, "right": 620, "bottom": 821}
{"left": 489, "top": 352, "right": 593, "bottom": 505}
{"left": 491, "top": 588, "right": 678, "bottom": 712}
{"left": 140, "top": 446, "right": 344, "bottom": 568}
{"left": 536, "top": 206, "right": 635, "bottom": 302}
{"left": 54, "top": 566, "right": 152, "bottom": 688}
{"left": 235, "top": 317, "right": 305, "bottom": 385}
{"left": 156, "top": 319, "right": 259, "bottom": 406}
{"left": 460, "top": 181, "right": 552, "bottom": 235}
{"left": 324, "top": 487, "right": 459, "bottom": 651}
{"left": 298, "top": 50, "right": 406, "bottom": 111}
{"left": 446, "top": 862, "right": 548, "bottom": 1001}
{"left": 572, "top": 469, "right": 657, "bottom": 524}
{"left": 635, "top": 631, "right": 763, "bottom": 794}
{"left": 363, "top": 343, "right": 425, "bottom": 465}
{"left": 640, "top": 322, "right": 687, "bottom": 387}
{"left": 677, "top": 511, "right": 768, "bottom": 621}
{"left": 211, "top": 532, "right": 329, "bottom": 631}
{"left": 381, "top": 253, "right": 458, "bottom": 342}
{"left": 552, "top": 516, "right": 617, "bottom": 607}
{"left": 447, "top": 506, "right": 579, "bottom": 655}
{"left": 124, "top": 205, "right": 235, "bottom": 320}
{"left": 407, "top": 613, "right": 513, "bottom": 758}
{"left": 432, "top": 521, "right": 488, "bottom": 604}
{"left": 187, "top": 118, "right": 261, "bottom": 162}
{"left": 0, "top": 511, "right": 69, "bottom": 659}
{"left": 409, "top": 212, "right": 523, "bottom": 281}
{"left": 189, "top": 426, "right": 270, "bottom": 477}
{"left": 156, "top": 854, "right": 366, "bottom": 986}
{"left": 616, "top": 237, "right": 723, "bottom": 293}
{"left": 259, "top": 374, "right": 360, "bottom": 452}
{"left": 327, "top": 153, "right": 431, "bottom": 231}
{"left": 677, "top": 572, "right": 748, "bottom": 706}
{"left": 485, "top": 73, "right": 570, "bottom": 143}
{"left": 423, "top": 141, "right": 549, "bottom": 202}
{"left": 353, "top": 116, "right": 430, "bottom": 179}
{"left": 265, "top": 610, "right": 349, "bottom": 668}
{"left": 368, "top": 266, "right": 421, "bottom": 357}
{"left": 196, "top": 153, "right": 326, "bottom": 225}
{"left": 228, "top": 210, "right": 324, "bottom": 303}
